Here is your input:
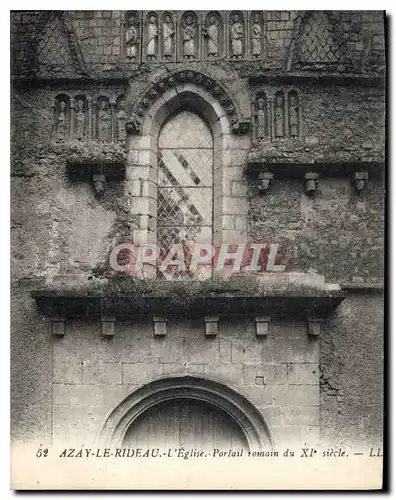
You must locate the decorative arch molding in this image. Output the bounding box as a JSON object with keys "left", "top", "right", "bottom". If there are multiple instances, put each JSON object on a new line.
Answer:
{"left": 286, "top": 11, "right": 347, "bottom": 72}
{"left": 126, "top": 69, "right": 251, "bottom": 135}
{"left": 22, "top": 11, "right": 87, "bottom": 76}
{"left": 99, "top": 376, "right": 273, "bottom": 450}
{"left": 125, "top": 76, "right": 251, "bottom": 249}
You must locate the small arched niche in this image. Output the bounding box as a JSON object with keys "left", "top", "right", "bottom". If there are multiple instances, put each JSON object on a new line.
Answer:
{"left": 145, "top": 11, "right": 159, "bottom": 61}
{"left": 273, "top": 90, "right": 286, "bottom": 139}
{"left": 160, "top": 12, "right": 176, "bottom": 60}
{"left": 250, "top": 11, "right": 264, "bottom": 59}
{"left": 180, "top": 11, "right": 199, "bottom": 60}
{"left": 53, "top": 94, "right": 71, "bottom": 142}
{"left": 73, "top": 94, "right": 88, "bottom": 141}
{"left": 229, "top": 11, "right": 245, "bottom": 59}
{"left": 124, "top": 11, "right": 140, "bottom": 61}
{"left": 96, "top": 96, "right": 111, "bottom": 143}
{"left": 204, "top": 11, "right": 223, "bottom": 59}
{"left": 288, "top": 90, "right": 301, "bottom": 138}
{"left": 253, "top": 91, "right": 268, "bottom": 140}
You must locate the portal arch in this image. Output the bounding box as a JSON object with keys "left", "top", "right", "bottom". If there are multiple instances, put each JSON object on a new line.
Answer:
{"left": 99, "top": 376, "right": 273, "bottom": 451}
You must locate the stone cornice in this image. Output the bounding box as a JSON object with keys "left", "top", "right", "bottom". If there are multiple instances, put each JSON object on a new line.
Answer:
{"left": 31, "top": 275, "right": 346, "bottom": 320}
{"left": 248, "top": 72, "right": 385, "bottom": 88}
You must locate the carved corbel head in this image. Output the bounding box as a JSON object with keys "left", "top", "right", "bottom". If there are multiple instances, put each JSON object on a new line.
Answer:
{"left": 258, "top": 171, "right": 274, "bottom": 194}
{"left": 92, "top": 174, "right": 106, "bottom": 198}
{"left": 352, "top": 171, "right": 369, "bottom": 194}
{"left": 126, "top": 113, "right": 142, "bottom": 134}
{"left": 304, "top": 172, "right": 319, "bottom": 196}
{"left": 232, "top": 120, "right": 251, "bottom": 135}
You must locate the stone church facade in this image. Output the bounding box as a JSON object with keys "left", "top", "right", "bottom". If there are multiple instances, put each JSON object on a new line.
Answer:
{"left": 11, "top": 11, "right": 385, "bottom": 453}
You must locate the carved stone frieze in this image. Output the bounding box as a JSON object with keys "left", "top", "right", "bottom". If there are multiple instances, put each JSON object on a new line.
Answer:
{"left": 126, "top": 11, "right": 268, "bottom": 62}
{"left": 252, "top": 87, "right": 302, "bottom": 141}
{"left": 52, "top": 91, "right": 127, "bottom": 144}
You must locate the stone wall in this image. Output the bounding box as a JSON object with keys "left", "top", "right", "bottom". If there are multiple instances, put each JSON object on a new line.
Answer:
{"left": 52, "top": 316, "right": 319, "bottom": 447}
{"left": 320, "top": 293, "right": 384, "bottom": 448}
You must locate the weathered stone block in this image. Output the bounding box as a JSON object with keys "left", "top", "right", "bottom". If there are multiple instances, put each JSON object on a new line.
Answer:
{"left": 53, "top": 360, "right": 83, "bottom": 385}
{"left": 261, "top": 336, "right": 319, "bottom": 363}
{"left": 163, "top": 363, "right": 205, "bottom": 376}
{"left": 283, "top": 406, "right": 320, "bottom": 426}
{"left": 131, "top": 196, "right": 157, "bottom": 216}
{"left": 231, "top": 181, "right": 248, "bottom": 197}
{"left": 123, "top": 362, "right": 164, "bottom": 385}
{"left": 232, "top": 339, "right": 263, "bottom": 363}
{"left": 243, "top": 363, "right": 287, "bottom": 386}
{"left": 185, "top": 338, "right": 219, "bottom": 364}
{"left": 221, "top": 196, "right": 249, "bottom": 215}
{"left": 54, "top": 384, "right": 133, "bottom": 412}
{"left": 219, "top": 339, "right": 232, "bottom": 362}
{"left": 83, "top": 361, "right": 122, "bottom": 385}
{"left": 205, "top": 316, "right": 219, "bottom": 336}
{"left": 257, "top": 405, "right": 283, "bottom": 426}
{"left": 286, "top": 385, "right": 320, "bottom": 406}
{"left": 287, "top": 363, "right": 319, "bottom": 385}
{"left": 150, "top": 337, "right": 184, "bottom": 362}
{"left": 204, "top": 362, "right": 244, "bottom": 386}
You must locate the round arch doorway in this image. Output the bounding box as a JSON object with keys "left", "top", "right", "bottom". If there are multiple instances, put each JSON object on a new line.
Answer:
{"left": 99, "top": 376, "right": 273, "bottom": 451}
{"left": 122, "top": 397, "right": 248, "bottom": 451}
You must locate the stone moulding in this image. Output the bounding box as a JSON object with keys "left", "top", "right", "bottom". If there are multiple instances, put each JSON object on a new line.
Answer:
{"left": 31, "top": 282, "right": 346, "bottom": 320}
{"left": 98, "top": 375, "right": 273, "bottom": 450}
{"left": 126, "top": 69, "right": 252, "bottom": 135}
{"left": 248, "top": 72, "right": 385, "bottom": 87}
{"left": 63, "top": 144, "right": 127, "bottom": 189}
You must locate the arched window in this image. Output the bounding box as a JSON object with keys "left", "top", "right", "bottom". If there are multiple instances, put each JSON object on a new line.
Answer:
{"left": 157, "top": 111, "right": 214, "bottom": 276}
{"left": 127, "top": 83, "right": 250, "bottom": 279}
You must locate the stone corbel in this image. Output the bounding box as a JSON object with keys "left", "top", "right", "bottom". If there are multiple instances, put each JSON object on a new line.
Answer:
{"left": 352, "top": 171, "right": 369, "bottom": 194}
{"left": 92, "top": 174, "right": 106, "bottom": 198}
{"left": 153, "top": 317, "right": 168, "bottom": 336}
{"left": 51, "top": 318, "right": 66, "bottom": 336}
{"left": 257, "top": 171, "right": 274, "bottom": 194}
{"left": 101, "top": 316, "right": 116, "bottom": 337}
{"left": 232, "top": 120, "right": 252, "bottom": 135}
{"left": 304, "top": 172, "right": 319, "bottom": 196}
{"left": 307, "top": 317, "right": 324, "bottom": 337}
{"left": 205, "top": 316, "right": 219, "bottom": 336}
{"left": 126, "top": 114, "right": 142, "bottom": 134}
{"left": 255, "top": 316, "right": 270, "bottom": 337}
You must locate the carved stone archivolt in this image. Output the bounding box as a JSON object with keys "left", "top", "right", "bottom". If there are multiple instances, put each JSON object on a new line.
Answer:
{"left": 127, "top": 11, "right": 267, "bottom": 62}
{"left": 253, "top": 88, "right": 302, "bottom": 141}
{"left": 52, "top": 92, "right": 127, "bottom": 144}
{"left": 126, "top": 70, "right": 251, "bottom": 135}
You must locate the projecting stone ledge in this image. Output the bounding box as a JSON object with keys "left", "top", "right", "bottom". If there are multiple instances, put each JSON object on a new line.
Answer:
{"left": 246, "top": 140, "right": 385, "bottom": 180}
{"left": 30, "top": 273, "right": 346, "bottom": 320}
